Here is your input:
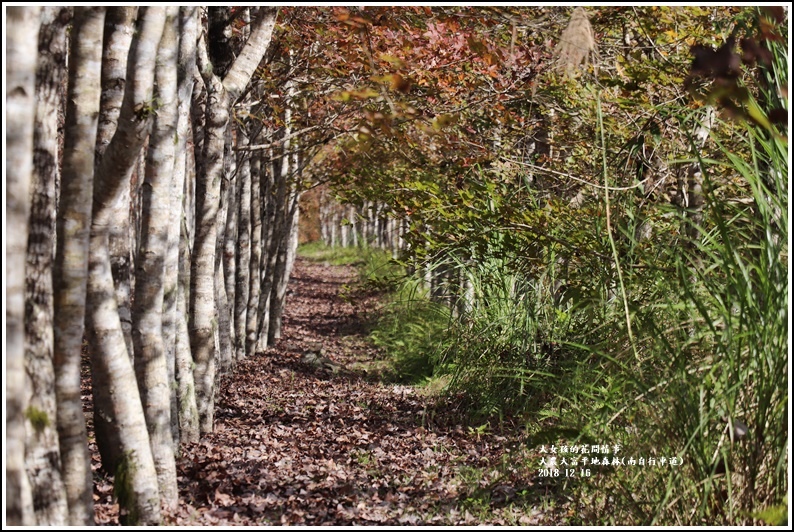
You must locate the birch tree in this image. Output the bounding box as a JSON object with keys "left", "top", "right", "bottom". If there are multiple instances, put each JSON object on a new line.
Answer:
{"left": 222, "top": 124, "right": 240, "bottom": 368}
{"left": 24, "top": 7, "right": 70, "bottom": 525}
{"left": 214, "top": 147, "right": 235, "bottom": 373}
{"left": 246, "top": 126, "right": 268, "bottom": 357}
{"left": 267, "top": 68, "right": 298, "bottom": 344}
{"left": 173, "top": 6, "right": 200, "bottom": 443}
{"left": 191, "top": 6, "right": 278, "bottom": 433}
{"left": 89, "top": 5, "right": 137, "bottom": 471}
{"left": 52, "top": 7, "right": 106, "bottom": 525}
{"left": 6, "top": 5, "right": 41, "bottom": 526}
{"left": 86, "top": 7, "right": 166, "bottom": 524}
{"left": 235, "top": 127, "right": 253, "bottom": 360}
{"left": 270, "top": 188, "right": 301, "bottom": 344}
{"left": 131, "top": 7, "right": 180, "bottom": 507}
{"left": 256, "top": 154, "right": 280, "bottom": 352}
{"left": 95, "top": 7, "right": 138, "bottom": 358}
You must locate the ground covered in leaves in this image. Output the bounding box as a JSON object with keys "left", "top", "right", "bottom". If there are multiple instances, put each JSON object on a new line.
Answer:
{"left": 89, "top": 257, "right": 567, "bottom": 525}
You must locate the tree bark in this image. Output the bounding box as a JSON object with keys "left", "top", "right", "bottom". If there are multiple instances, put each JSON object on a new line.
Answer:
{"left": 248, "top": 162, "right": 266, "bottom": 354}
{"left": 190, "top": 33, "right": 228, "bottom": 433}
{"left": 271, "top": 190, "right": 301, "bottom": 341}
{"left": 131, "top": 7, "right": 179, "bottom": 508}
{"left": 173, "top": 6, "right": 200, "bottom": 444}
{"left": 347, "top": 205, "right": 358, "bottom": 247}
{"left": 319, "top": 188, "right": 331, "bottom": 246}
{"left": 222, "top": 7, "right": 279, "bottom": 103}
{"left": 52, "top": 7, "right": 105, "bottom": 525}
{"left": 256, "top": 154, "right": 279, "bottom": 351}
{"left": 90, "top": 6, "right": 138, "bottom": 465}
{"left": 96, "top": 7, "right": 138, "bottom": 360}
{"left": 223, "top": 124, "right": 239, "bottom": 365}
{"left": 176, "top": 216, "right": 200, "bottom": 443}
{"left": 24, "top": 7, "right": 70, "bottom": 525}
{"left": 215, "top": 162, "right": 235, "bottom": 374}
{"left": 245, "top": 143, "right": 268, "bottom": 356}
{"left": 215, "top": 122, "right": 238, "bottom": 374}
{"left": 235, "top": 128, "right": 252, "bottom": 360}
{"left": 267, "top": 72, "right": 298, "bottom": 344}
{"left": 6, "top": 6, "right": 41, "bottom": 526}
{"left": 86, "top": 7, "right": 166, "bottom": 525}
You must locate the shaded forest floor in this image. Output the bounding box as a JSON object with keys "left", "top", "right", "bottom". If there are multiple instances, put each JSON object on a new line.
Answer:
{"left": 88, "top": 256, "right": 567, "bottom": 525}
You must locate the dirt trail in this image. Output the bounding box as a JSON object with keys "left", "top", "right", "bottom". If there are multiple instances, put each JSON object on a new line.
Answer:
{"left": 93, "top": 257, "right": 547, "bottom": 525}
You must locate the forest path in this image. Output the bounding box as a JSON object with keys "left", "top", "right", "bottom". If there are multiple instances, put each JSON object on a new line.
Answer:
{"left": 94, "top": 256, "right": 548, "bottom": 525}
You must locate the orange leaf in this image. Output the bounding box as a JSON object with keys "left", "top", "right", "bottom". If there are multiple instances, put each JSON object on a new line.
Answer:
{"left": 390, "top": 74, "right": 412, "bottom": 93}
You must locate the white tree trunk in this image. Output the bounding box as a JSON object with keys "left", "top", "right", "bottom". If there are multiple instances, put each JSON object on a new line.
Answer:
{"left": 87, "top": 7, "right": 166, "bottom": 524}
{"left": 265, "top": 145, "right": 291, "bottom": 345}
{"left": 214, "top": 141, "right": 235, "bottom": 373}
{"left": 173, "top": 6, "right": 200, "bottom": 444}
{"left": 190, "top": 33, "right": 227, "bottom": 432}
{"left": 221, "top": 7, "right": 278, "bottom": 102}
{"left": 245, "top": 141, "right": 263, "bottom": 357}
{"left": 176, "top": 214, "right": 200, "bottom": 443}
{"left": 235, "top": 128, "right": 252, "bottom": 360}
{"left": 52, "top": 7, "right": 105, "bottom": 525}
{"left": 90, "top": 5, "right": 137, "bottom": 470}
{"left": 222, "top": 125, "right": 238, "bottom": 305}
{"left": 131, "top": 7, "right": 179, "bottom": 508}
{"left": 24, "top": 7, "right": 70, "bottom": 525}
{"left": 191, "top": 7, "right": 278, "bottom": 431}
{"left": 6, "top": 6, "right": 41, "bottom": 526}
{"left": 96, "top": 7, "right": 138, "bottom": 359}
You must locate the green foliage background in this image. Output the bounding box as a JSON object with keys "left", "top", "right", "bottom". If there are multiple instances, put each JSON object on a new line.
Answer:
{"left": 313, "top": 6, "right": 788, "bottom": 525}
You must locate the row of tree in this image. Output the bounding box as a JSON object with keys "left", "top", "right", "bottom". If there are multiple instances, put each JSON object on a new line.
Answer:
{"left": 314, "top": 194, "right": 407, "bottom": 253}
{"left": 4, "top": 6, "right": 326, "bottom": 525}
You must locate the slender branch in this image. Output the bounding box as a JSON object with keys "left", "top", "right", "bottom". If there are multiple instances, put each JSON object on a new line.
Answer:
{"left": 503, "top": 224, "right": 614, "bottom": 261}
{"left": 501, "top": 156, "right": 648, "bottom": 192}
{"left": 259, "top": 131, "right": 351, "bottom": 164}
{"left": 235, "top": 124, "right": 322, "bottom": 152}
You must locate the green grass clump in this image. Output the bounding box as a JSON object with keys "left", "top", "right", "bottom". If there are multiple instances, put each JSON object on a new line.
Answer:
{"left": 368, "top": 278, "right": 452, "bottom": 383}
{"left": 436, "top": 254, "right": 584, "bottom": 421}
{"left": 298, "top": 241, "right": 367, "bottom": 266}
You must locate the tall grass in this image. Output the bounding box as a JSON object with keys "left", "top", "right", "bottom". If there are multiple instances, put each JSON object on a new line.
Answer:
{"left": 572, "top": 25, "right": 789, "bottom": 523}
{"left": 434, "top": 249, "right": 588, "bottom": 421}
{"left": 568, "top": 113, "right": 788, "bottom": 524}
{"left": 368, "top": 275, "right": 452, "bottom": 383}
{"left": 648, "top": 121, "right": 787, "bottom": 524}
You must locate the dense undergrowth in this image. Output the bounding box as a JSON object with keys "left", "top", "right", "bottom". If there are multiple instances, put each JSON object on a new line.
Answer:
{"left": 303, "top": 12, "right": 789, "bottom": 523}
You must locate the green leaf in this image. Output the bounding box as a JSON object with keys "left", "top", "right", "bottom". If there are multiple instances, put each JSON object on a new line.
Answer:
{"left": 752, "top": 496, "right": 788, "bottom": 525}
